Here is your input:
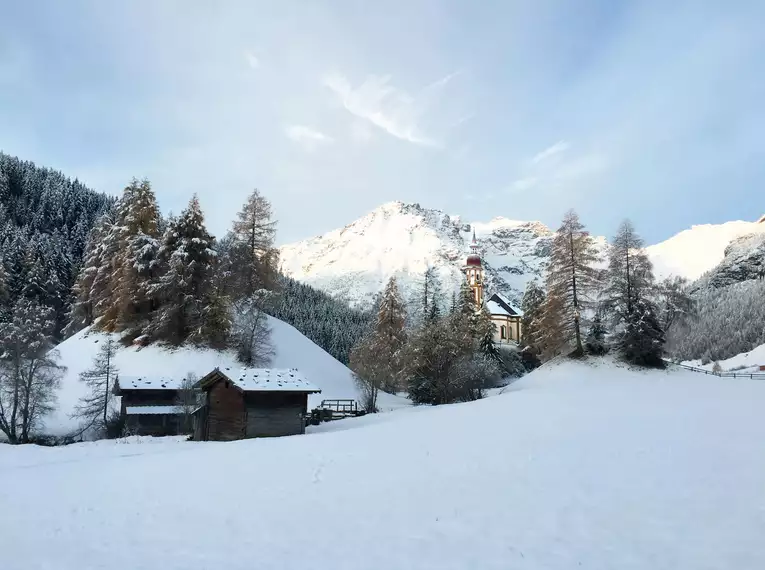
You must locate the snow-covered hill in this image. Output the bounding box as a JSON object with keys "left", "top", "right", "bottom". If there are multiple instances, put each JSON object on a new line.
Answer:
{"left": 279, "top": 201, "right": 765, "bottom": 307}
{"left": 44, "top": 315, "right": 406, "bottom": 436}
{"left": 3, "top": 358, "right": 765, "bottom": 569}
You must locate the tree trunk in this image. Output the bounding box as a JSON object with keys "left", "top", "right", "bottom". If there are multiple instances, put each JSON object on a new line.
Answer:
{"left": 569, "top": 230, "right": 583, "bottom": 356}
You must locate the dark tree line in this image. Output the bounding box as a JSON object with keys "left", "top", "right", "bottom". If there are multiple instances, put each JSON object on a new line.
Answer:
{"left": 0, "top": 153, "right": 114, "bottom": 337}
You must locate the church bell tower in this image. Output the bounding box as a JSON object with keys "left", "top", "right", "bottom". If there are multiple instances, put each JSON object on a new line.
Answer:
{"left": 464, "top": 229, "right": 484, "bottom": 305}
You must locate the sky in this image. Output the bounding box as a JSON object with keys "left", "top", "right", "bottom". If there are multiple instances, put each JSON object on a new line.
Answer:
{"left": 1, "top": 0, "right": 763, "bottom": 245}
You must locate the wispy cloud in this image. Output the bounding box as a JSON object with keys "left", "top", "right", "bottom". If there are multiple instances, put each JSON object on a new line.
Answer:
{"left": 245, "top": 51, "right": 260, "bottom": 69}
{"left": 508, "top": 142, "right": 607, "bottom": 197}
{"left": 285, "top": 125, "right": 334, "bottom": 150}
{"left": 531, "top": 140, "right": 570, "bottom": 164}
{"left": 323, "top": 72, "right": 459, "bottom": 148}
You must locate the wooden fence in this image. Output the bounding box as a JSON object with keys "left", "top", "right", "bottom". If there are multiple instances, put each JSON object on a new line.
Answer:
{"left": 665, "top": 360, "right": 765, "bottom": 380}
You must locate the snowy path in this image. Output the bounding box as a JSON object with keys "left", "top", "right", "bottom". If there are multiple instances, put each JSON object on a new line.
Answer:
{"left": 2, "top": 359, "right": 764, "bottom": 570}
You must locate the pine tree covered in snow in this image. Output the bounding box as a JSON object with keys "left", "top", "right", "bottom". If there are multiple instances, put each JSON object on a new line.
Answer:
{"left": 520, "top": 280, "right": 545, "bottom": 352}
{"left": 603, "top": 220, "right": 665, "bottom": 366}
{"left": 540, "top": 210, "right": 600, "bottom": 357}
{"left": 150, "top": 196, "right": 224, "bottom": 346}
{"left": 584, "top": 313, "right": 608, "bottom": 356}
{"left": 617, "top": 298, "right": 665, "bottom": 367}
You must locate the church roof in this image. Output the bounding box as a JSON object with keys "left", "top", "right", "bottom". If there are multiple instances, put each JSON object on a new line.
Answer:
{"left": 486, "top": 292, "right": 523, "bottom": 317}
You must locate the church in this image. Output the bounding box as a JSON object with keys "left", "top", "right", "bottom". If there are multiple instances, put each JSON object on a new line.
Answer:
{"left": 464, "top": 231, "right": 524, "bottom": 345}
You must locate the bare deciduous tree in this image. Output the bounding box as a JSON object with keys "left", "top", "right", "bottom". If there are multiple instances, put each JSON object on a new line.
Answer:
{"left": 0, "top": 300, "right": 64, "bottom": 444}
{"left": 71, "top": 337, "right": 119, "bottom": 438}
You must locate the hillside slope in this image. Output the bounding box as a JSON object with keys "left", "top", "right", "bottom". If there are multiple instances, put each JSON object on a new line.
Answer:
{"left": 279, "top": 201, "right": 764, "bottom": 306}
{"left": 3, "top": 358, "right": 764, "bottom": 569}
{"left": 44, "top": 315, "right": 406, "bottom": 436}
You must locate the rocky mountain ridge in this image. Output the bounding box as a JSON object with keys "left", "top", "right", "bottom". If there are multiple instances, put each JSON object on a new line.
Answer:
{"left": 279, "top": 201, "right": 765, "bottom": 309}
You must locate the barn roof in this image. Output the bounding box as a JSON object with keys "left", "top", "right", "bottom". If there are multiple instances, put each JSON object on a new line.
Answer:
{"left": 486, "top": 292, "right": 523, "bottom": 317}
{"left": 115, "top": 376, "right": 189, "bottom": 392}
{"left": 200, "top": 368, "right": 321, "bottom": 394}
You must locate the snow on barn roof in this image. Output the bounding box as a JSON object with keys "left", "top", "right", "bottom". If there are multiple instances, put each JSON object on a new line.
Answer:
{"left": 487, "top": 292, "right": 523, "bottom": 317}
{"left": 125, "top": 406, "right": 183, "bottom": 415}
{"left": 116, "top": 376, "right": 189, "bottom": 391}
{"left": 209, "top": 368, "right": 322, "bottom": 393}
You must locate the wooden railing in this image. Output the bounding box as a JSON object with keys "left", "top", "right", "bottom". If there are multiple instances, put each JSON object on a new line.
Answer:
{"left": 665, "top": 360, "right": 765, "bottom": 380}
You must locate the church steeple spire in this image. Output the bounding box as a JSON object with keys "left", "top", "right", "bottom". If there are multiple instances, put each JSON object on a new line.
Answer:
{"left": 464, "top": 228, "right": 484, "bottom": 305}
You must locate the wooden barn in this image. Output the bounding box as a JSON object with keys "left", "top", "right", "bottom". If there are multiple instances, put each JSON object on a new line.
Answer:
{"left": 193, "top": 368, "right": 321, "bottom": 441}
{"left": 113, "top": 376, "right": 189, "bottom": 436}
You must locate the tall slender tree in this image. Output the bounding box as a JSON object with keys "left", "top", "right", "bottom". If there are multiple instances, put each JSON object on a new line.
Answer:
{"left": 72, "top": 337, "right": 119, "bottom": 434}
{"left": 520, "top": 280, "right": 545, "bottom": 352}
{"left": 603, "top": 220, "right": 665, "bottom": 366}
{"left": 227, "top": 189, "right": 278, "bottom": 299}
{"left": 102, "top": 179, "right": 162, "bottom": 333}
{"left": 541, "top": 210, "right": 600, "bottom": 357}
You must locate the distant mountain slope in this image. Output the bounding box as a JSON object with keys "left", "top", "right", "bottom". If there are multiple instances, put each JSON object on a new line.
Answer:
{"left": 279, "top": 201, "right": 764, "bottom": 306}
{"left": 44, "top": 315, "right": 407, "bottom": 436}
{"left": 646, "top": 220, "right": 765, "bottom": 281}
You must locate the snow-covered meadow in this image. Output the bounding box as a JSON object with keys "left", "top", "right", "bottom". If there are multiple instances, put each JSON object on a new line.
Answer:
{"left": 3, "top": 359, "right": 764, "bottom": 570}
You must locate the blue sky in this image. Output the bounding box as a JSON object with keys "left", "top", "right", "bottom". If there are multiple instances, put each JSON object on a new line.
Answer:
{"left": 1, "top": 0, "right": 763, "bottom": 244}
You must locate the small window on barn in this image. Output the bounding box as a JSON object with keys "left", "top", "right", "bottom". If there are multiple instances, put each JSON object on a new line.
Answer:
{"left": 500, "top": 326, "right": 507, "bottom": 339}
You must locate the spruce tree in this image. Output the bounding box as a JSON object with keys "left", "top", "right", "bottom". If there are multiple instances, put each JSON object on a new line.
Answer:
{"left": 150, "top": 196, "right": 221, "bottom": 345}
{"left": 520, "top": 280, "right": 545, "bottom": 352}
{"left": 541, "top": 210, "right": 599, "bottom": 357}
{"left": 584, "top": 313, "right": 608, "bottom": 355}
{"left": 602, "top": 219, "right": 654, "bottom": 320}
{"left": 603, "top": 220, "right": 665, "bottom": 366}
{"left": 618, "top": 298, "right": 665, "bottom": 367}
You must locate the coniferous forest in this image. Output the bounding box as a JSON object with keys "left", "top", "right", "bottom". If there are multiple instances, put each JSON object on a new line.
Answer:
{"left": 0, "top": 153, "right": 115, "bottom": 337}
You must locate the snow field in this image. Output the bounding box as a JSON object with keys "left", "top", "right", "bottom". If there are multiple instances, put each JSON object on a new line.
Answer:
{"left": 3, "top": 358, "right": 764, "bottom": 570}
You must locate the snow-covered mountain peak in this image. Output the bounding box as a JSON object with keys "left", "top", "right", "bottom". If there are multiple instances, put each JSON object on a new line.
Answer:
{"left": 279, "top": 202, "right": 552, "bottom": 308}
{"left": 280, "top": 201, "right": 765, "bottom": 311}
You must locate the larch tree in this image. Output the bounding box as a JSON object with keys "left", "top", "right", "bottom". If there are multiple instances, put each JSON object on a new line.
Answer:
{"left": 104, "top": 179, "right": 162, "bottom": 334}
{"left": 0, "top": 300, "right": 64, "bottom": 444}
{"left": 228, "top": 189, "right": 279, "bottom": 300}
{"left": 72, "top": 337, "right": 119, "bottom": 435}
{"left": 542, "top": 210, "right": 600, "bottom": 357}
{"left": 349, "top": 276, "right": 408, "bottom": 407}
